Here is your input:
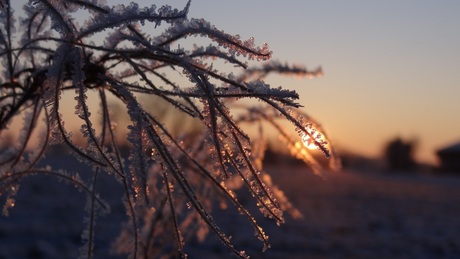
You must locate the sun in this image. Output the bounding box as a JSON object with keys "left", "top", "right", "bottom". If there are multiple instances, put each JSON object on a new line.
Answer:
{"left": 296, "top": 123, "right": 327, "bottom": 151}
{"left": 301, "top": 135, "right": 319, "bottom": 150}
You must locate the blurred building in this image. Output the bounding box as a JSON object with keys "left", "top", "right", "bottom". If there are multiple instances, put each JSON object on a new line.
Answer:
{"left": 436, "top": 142, "right": 460, "bottom": 173}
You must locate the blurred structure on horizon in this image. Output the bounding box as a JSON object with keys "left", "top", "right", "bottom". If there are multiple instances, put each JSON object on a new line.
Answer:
{"left": 384, "top": 137, "right": 416, "bottom": 172}
{"left": 437, "top": 142, "right": 460, "bottom": 173}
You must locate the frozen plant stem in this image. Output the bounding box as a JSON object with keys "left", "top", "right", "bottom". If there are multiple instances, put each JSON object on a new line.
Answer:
{"left": 0, "top": 0, "right": 338, "bottom": 258}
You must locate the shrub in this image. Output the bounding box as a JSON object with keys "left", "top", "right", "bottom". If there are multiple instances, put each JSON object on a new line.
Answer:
{"left": 0, "top": 1, "right": 339, "bottom": 258}
{"left": 384, "top": 137, "right": 416, "bottom": 171}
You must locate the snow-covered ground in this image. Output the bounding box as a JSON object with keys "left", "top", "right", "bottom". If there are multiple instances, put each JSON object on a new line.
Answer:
{"left": 1, "top": 157, "right": 460, "bottom": 258}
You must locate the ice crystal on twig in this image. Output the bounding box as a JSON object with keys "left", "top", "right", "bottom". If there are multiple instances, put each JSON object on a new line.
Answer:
{"left": 0, "top": 1, "right": 338, "bottom": 258}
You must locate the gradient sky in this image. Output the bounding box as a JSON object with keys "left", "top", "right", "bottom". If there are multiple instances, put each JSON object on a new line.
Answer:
{"left": 87, "top": 1, "right": 460, "bottom": 164}
{"left": 9, "top": 1, "right": 459, "bottom": 165}
{"left": 164, "top": 0, "right": 460, "bottom": 165}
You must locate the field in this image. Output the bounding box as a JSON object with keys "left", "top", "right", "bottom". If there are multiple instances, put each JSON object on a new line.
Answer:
{"left": 1, "top": 157, "right": 460, "bottom": 258}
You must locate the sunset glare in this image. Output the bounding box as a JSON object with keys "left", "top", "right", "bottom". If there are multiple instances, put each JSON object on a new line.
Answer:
{"left": 301, "top": 137, "right": 320, "bottom": 150}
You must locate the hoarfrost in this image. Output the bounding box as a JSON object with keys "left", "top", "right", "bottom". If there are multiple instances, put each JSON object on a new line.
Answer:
{"left": 0, "top": 0, "right": 337, "bottom": 258}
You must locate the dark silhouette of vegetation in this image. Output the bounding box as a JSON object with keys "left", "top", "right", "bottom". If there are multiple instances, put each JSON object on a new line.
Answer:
{"left": 384, "top": 137, "right": 416, "bottom": 171}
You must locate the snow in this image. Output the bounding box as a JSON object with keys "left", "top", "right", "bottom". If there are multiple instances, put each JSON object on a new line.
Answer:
{"left": 1, "top": 157, "right": 460, "bottom": 258}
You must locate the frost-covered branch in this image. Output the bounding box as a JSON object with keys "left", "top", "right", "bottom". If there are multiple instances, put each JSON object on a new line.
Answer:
{"left": 0, "top": 1, "right": 338, "bottom": 258}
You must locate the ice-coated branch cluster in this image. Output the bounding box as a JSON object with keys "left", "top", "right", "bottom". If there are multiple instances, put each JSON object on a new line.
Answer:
{"left": 0, "top": 0, "right": 338, "bottom": 258}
